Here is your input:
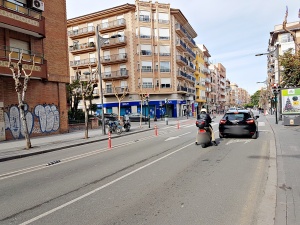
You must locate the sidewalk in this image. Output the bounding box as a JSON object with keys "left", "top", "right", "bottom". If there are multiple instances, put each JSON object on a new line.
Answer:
{"left": 0, "top": 118, "right": 191, "bottom": 162}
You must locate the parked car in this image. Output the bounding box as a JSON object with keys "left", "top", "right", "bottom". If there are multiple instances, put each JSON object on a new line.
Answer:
{"left": 219, "top": 109, "right": 259, "bottom": 139}
{"left": 128, "top": 113, "right": 149, "bottom": 122}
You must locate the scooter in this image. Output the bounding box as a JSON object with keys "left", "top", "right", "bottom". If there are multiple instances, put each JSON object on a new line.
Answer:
{"left": 195, "top": 119, "right": 212, "bottom": 148}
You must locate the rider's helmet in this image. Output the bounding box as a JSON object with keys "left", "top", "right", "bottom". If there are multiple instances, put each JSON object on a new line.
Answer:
{"left": 200, "top": 108, "right": 207, "bottom": 114}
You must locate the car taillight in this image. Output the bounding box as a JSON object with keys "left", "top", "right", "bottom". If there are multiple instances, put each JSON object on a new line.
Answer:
{"left": 199, "top": 129, "right": 206, "bottom": 133}
{"left": 219, "top": 119, "right": 226, "bottom": 124}
{"left": 246, "top": 119, "right": 254, "bottom": 124}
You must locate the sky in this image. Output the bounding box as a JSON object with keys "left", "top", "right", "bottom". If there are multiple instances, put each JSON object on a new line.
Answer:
{"left": 66, "top": 0, "right": 300, "bottom": 95}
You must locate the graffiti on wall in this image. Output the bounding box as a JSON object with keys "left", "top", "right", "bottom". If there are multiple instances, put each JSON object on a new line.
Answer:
{"left": 4, "top": 104, "right": 60, "bottom": 139}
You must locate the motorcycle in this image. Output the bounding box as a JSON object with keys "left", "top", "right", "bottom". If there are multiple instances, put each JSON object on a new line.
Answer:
{"left": 195, "top": 119, "right": 212, "bottom": 148}
{"left": 107, "top": 120, "right": 123, "bottom": 135}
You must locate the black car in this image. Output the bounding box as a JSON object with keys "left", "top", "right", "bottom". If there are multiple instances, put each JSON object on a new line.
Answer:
{"left": 128, "top": 113, "right": 149, "bottom": 122}
{"left": 219, "top": 109, "right": 259, "bottom": 139}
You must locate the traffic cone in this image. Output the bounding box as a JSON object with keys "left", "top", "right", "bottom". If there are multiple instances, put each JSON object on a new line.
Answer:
{"left": 155, "top": 124, "right": 158, "bottom": 136}
{"left": 108, "top": 132, "right": 112, "bottom": 149}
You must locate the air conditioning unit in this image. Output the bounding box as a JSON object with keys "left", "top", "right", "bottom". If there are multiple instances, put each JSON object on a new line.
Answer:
{"left": 31, "top": 0, "right": 44, "bottom": 11}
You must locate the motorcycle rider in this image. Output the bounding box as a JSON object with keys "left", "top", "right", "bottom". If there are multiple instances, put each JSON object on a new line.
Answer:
{"left": 198, "top": 108, "right": 218, "bottom": 146}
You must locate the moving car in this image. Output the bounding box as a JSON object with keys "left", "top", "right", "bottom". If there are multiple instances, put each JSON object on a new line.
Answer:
{"left": 128, "top": 113, "right": 149, "bottom": 122}
{"left": 219, "top": 109, "right": 259, "bottom": 139}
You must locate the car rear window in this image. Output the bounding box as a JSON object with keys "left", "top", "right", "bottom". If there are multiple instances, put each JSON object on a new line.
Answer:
{"left": 224, "top": 113, "right": 250, "bottom": 121}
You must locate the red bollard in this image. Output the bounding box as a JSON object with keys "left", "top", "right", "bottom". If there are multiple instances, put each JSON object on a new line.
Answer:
{"left": 108, "top": 132, "right": 112, "bottom": 149}
{"left": 177, "top": 120, "right": 180, "bottom": 129}
{"left": 155, "top": 124, "right": 158, "bottom": 136}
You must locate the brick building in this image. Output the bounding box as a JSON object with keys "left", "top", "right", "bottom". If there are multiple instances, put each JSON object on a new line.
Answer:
{"left": 0, "top": 0, "right": 69, "bottom": 141}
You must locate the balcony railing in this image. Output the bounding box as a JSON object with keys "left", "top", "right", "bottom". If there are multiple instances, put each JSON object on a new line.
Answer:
{"left": 159, "top": 52, "right": 171, "bottom": 56}
{"left": 176, "top": 55, "right": 188, "bottom": 65}
{"left": 100, "top": 53, "right": 127, "bottom": 65}
{"left": 158, "top": 19, "right": 169, "bottom": 24}
{"left": 70, "top": 58, "right": 97, "bottom": 67}
{"left": 1, "top": 0, "right": 42, "bottom": 19}
{"left": 101, "top": 36, "right": 127, "bottom": 49}
{"left": 103, "top": 86, "right": 129, "bottom": 95}
{"left": 102, "top": 70, "right": 129, "bottom": 80}
{"left": 69, "top": 42, "right": 96, "bottom": 52}
{"left": 177, "top": 70, "right": 187, "bottom": 78}
{"left": 139, "top": 16, "right": 151, "bottom": 22}
{"left": 99, "top": 18, "right": 126, "bottom": 31}
{"left": 138, "top": 68, "right": 153, "bottom": 72}
{"left": 177, "top": 86, "right": 188, "bottom": 92}
{"left": 0, "top": 45, "right": 43, "bottom": 64}
{"left": 68, "top": 26, "right": 95, "bottom": 37}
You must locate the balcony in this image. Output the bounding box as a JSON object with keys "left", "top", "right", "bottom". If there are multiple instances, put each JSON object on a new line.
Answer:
{"left": 187, "top": 88, "right": 196, "bottom": 94}
{"left": 101, "top": 36, "right": 127, "bottom": 50}
{"left": 69, "top": 42, "right": 96, "bottom": 54}
{"left": 177, "top": 70, "right": 187, "bottom": 80}
{"left": 158, "top": 19, "right": 169, "bottom": 24}
{"left": 103, "top": 86, "right": 129, "bottom": 96}
{"left": 99, "top": 18, "right": 126, "bottom": 33}
{"left": 185, "top": 47, "right": 196, "bottom": 59}
{"left": 100, "top": 53, "right": 128, "bottom": 66}
{"left": 176, "top": 55, "right": 188, "bottom": 66}
{"left": 186, "top": 74, "right": 196, "bottom": 82}
{"left": 177, "top": 86, "right": 188, "bottom": 93}
{"left": 102, "top": 70, "right": 129, "bottom": 81}
{"left": 155, "top": 68, "right": 171, "bottom": 73}
{"left": 176, "top": 39, "right": 186, "bottom": 52}
{"left": 175, "top": 23, "right": 186, "bottom": 37}
{"left": 0, "top": 0, "right": 45, "bottom": 37}
{"left": 205, "top": 78, "right": 211, "bottom": 83}
{"left": 184, "top": 35, "right": 196, "bottom": 47}
{"left": 68, "top": 26, "right": 95, "bottom": 39}
{"left": 187, "top": 62, "right": 196, "bottom": 72}
{"left": 138, "top": 68, "right": 153, "bottom": 73}
{"left": 139, "top": 16, "right": 151, "bottom": 22}
{"left": 0, "top": 45, "right": 47, "bottom": 79}
{"left": 70, "top": 58, "right": 97, "bottom": 69}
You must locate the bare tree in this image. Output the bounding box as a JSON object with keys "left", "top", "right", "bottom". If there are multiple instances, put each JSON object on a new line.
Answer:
{"left": 8, "top": 51, "right": 35, "bottom": 150}
{"left": 76, "top": 65, "right": 97, "bottom": 139}
{"left": 282, "top": 7, "right": 300, "bottom": 54}
{"left": 138, "top": 91, "right": 148, "bottom": 128}
{"left": 112, "top": 84, "right": 129, "bottom": 121}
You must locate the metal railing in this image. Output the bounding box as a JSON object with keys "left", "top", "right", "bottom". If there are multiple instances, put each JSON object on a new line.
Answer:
{"left": 0, "top": 45, "right": 43, "bottom": 63}
{"left": 1, "top": 0, "right": 41, "bottom": 19}
{"left": 100, "top": 53, "right": 127, "bottom": 63}
{"left": 99, "top": 18, "right": 126, "bottom": 29}
{"left": 102, "top": 70, "right": 128, "bottom": 79}
{"left": 70, "top": 58, "right": 97, "bottom": 67}
{"left": 68, "top": 26, "right": 95, "bottom": 36}
{"left": 69, "top": 42, "right": 96, "bottom": 51}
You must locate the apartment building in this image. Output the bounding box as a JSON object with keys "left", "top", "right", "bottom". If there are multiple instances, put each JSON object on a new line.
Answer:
{"left": 268, "top": 21, "right": 300, "bottom": 89}
{"left": 67, "top": 0, "right": 197, "bottom": 118}
{"left": 230, "top": 83, "right": 239, "bottom": 106}
{"left": 194, "top": 45, "right": 208, "bottom": 115}
{"left": 0, "top": 0, "right": 69, "bottom": 141}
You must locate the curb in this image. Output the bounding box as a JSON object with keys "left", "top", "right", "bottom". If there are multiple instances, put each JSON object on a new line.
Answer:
{"left": 0, "top": 128, "right": 154, "bottom": 163}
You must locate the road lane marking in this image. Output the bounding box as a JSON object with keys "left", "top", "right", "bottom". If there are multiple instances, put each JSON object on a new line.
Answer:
{"left": 226, "top": 139, "right": 252, "bottom": 145}
{"left": 19, "top": 142, "right": 195, "bottom": 225}
{"left": 0, "top": 127, "right": 191, "bottom": 180}
{"left": 165, "top": 132, "right": 191, "bottom": 141}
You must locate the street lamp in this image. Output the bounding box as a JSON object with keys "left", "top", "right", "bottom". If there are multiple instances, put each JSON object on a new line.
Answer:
{"left": 96, "top": 25, "right": 121, "bottom": 135}
{"left": 255, "top": 43, "right": 282, "bottom": 121}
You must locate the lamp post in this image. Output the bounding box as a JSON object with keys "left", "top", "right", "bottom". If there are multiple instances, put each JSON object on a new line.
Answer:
{"left": 255, "top": 43, "right": 282, "bottom": 121}
{"left": 96, "top": 25, "right": 120, "bottom": 135}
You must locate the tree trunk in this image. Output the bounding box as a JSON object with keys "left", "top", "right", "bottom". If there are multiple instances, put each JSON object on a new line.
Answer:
{"left": 18, "top": 92, "right": 31, "bottom": 149}
{"left": 83, "top": 97, "right": 88, "bottom": 139}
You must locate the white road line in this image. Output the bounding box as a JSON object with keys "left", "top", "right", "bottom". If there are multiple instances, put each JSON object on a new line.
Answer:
{"left": 19, "top": 142, "right": 195, "bottom": 225}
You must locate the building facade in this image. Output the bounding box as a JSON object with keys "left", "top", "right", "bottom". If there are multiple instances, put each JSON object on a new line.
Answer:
{"left": 0, "top": 0, "right": 69, "bottom": 141}
{"left": 67, "top": 0, "right": 197, "bottom": 118}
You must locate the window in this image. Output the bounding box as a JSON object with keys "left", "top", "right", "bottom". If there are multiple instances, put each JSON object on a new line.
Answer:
{"left": 120, "top": 81, "right": 127, "bottom": 89}
{"left": 139, "top": 11, "right": 150, "bottom": 22}
{"left": 140, "top": 44, "right": 152, "bottom": 55}
{"left": 142, "top": 78, "right": 153, "bottom": 88}
{"left": 117, "top": 15, "right": 124, "bottom": 25}
{"left": 120, "top": 65, "right": 127, "bottom": 75}
{"left": 74, "top": 56, "right": 80, "bottom": 65}
{"left": 159, "top": 45, "right": 170, "bottom": 56}
{"left": 141, "top": 61, "right": 152, "bottom": 72}
{"left": 72, "top": 26, "right": 79, "bottom": 34}
{"left": 119, "top": 48, "right": 126, "bottom": 59}
{"left": 281, "top": 33, "right": 293, "bottom": 43}
{"left": 102, "top": 19, "right": 108, "bottom": 28}
{"left": 158, "top": 12, "right": 169, "bottom": 23}
{"left": 140, "top": 27, "right": 151, "bottom": 39}
{"left": 103, "top": 51, "right": 110, "bottom": 61}
{"left": 104, "top": 67, "right": 111, "bottom": 78}
{"left": 102, "top": 34, "right": 109, "bottom": 45}
{"left": 9, "top": 38, "right": 30, "bottom": 60}
{"left": 106, "top": 83, "right": 112, "bottom": 93}
{"left": 160, "top": 61, "right": 170, "bottom": 72}
{"left": 159, "top": 28, "right": 169, "bottom": 40}
{"left": 161, "top": 78, "right": 171, "bottom": 88}
{"left": 88, "top": 37, "right": 95, "bottom": 47}
{"left": 89, "top": 53, "right": 96, "bottom": 63}
{"left": 87, "top": 23, "right": 93, "bottom": 32}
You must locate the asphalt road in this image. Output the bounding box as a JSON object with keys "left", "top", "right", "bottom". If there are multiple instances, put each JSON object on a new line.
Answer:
{"left": 0, "top": 116, "right": 275, "bottom": 225}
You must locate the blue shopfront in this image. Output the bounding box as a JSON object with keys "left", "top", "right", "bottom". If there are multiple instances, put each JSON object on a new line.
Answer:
{"left": 97, "top": 100, "right": 186, "bottom": 118}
